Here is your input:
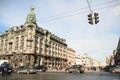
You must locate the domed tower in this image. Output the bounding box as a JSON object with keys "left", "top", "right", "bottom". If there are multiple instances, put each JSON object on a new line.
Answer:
{"left": 25, "top": 6, "right": 37, "bottom": 24}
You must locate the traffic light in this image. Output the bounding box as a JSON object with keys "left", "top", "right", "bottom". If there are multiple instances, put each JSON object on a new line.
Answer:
{"left": 94, "top": 12, "right": 99, "bottom": 24}
{"left": 88, "top": 13, "right": 93, "bottom": 25}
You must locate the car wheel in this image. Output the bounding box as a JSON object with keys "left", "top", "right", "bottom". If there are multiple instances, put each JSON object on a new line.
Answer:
{"left": 17, "top": 71, "right": 20, "bottom": 74}
{"left": 77, "top": 70, "right": 80, "bottom": 73}
{"left": 43, "top": 70, "right": 46, "bottom": 72}
{"left": 65, "top": 70, "right": 69, "bottom": 73}
{"left": 0, "top": 71, "right": 3, "bottom": 75}
{"left": 80, "top": 71, "right": 84, "bottom": 73}
{"left": 8, "top": 72, "right": 11, "bottom": 74}
{"left": 27, "top": 71, "right": 30, "bottom": 74}
{"left": 112, "top": 70, "right": 115, "bottom": 73}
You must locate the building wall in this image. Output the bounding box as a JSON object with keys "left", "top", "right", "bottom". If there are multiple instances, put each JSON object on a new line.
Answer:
{"left": 0, "top": 23, "right": 67, "bottom": 69}
{"left": 107, "top": 38, "right": 120, "bottom": 66}
{"left": 92, "top": 59, "right": 101, "bottom": 67}
{"left": 0, "top": 6, "right": 68, "bottom": 69}
{"left": 66, "top": 48, "right": 76, "bottom": 66}
{"left": 75, "top": 55, "right": 83, "bottom": 65}
{"left": 75, "top": 54, "right": 92, "bottom": 67}
{"left": 114, "top": 38, "right": 120, "bottom": 65}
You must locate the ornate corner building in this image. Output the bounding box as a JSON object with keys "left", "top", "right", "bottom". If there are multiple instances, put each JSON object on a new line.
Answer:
{"left": 0, "top": 6, "right": 67, "bottom": 68}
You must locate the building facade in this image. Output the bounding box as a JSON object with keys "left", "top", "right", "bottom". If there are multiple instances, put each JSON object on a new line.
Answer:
{"left": 106, "top": 56, "right": 111, "bottom": 66}
{"left": 75, "top": 55, "right": 83, "bottom": 65}
{"left": 114, "top": 38, "right": 120, "bottom": 65}
{"left": 75, "top": 54, "right": 104, "bottom": 71}
{"left": 75, "top": 54, "right": 92, "bottom": 68}
{"left": 0, "top": 6, "right": 67, "bottom": 68}
{"left": 66, "top": 48, "right": 76, "bottom": 66}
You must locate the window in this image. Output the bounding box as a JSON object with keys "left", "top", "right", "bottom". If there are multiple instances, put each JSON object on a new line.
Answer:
{"left": 27, "top": 47, "right": 31, "bottom": 52}
{"left": 27, "top": 41, "right": 32, "bottom": 47}
{"left": 15, "top": 37, "right": 19, "bottom": 50}
{"left": 20, "top": 36, "right": 24, "bottom": 48}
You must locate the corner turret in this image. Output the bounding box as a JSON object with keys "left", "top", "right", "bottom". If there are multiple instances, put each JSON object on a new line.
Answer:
{"left": 26, "top": 6, "right": 37, "bottom": 24}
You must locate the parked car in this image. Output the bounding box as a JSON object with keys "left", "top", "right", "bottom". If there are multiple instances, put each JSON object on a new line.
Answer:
{"left": 110, "top": 66, "right": 120, "bottom": 73}
{"left": 33, "top": 65, "right": 47, "bottom": 72}
{"left": 65, "top": 65, "right": 84, "bottom": 73}
{"left": 0, "top": 62, "right": 13, "bottom": 75}
{"left": 16, "top": 66, "right": 37, "bottom": 74}
{"left": 103, "top": 65, "right": 116, "bottom": 72}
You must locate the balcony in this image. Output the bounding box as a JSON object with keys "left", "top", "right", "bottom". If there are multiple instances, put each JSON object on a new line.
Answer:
{"left": 9, "top": 41, "right": 13, "bottom": 44}
{"left": 27, "top": 37, "right": 33, "bottom": 42}
{"left": 27, "top": 45, "right": 32, "bottom": 47}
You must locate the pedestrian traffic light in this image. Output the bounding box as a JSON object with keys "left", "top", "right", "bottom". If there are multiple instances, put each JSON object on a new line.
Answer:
{"left": 94, "top": 12, "right": 99, "bottom": 24}
{"left": 88, "top": 13, "right": 93, "bottom": 25}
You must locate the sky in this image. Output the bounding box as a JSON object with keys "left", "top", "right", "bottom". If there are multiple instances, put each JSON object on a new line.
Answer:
{"left": 0, "top": 0, "right": 120, "bottom": 63}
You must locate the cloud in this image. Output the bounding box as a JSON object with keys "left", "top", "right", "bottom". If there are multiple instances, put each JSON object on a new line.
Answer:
{"left": 67, "top": 39, "right": 117, "bottom": 63}
{"left": 112, "top": 5, "right": 120, "bottom": 16}
{"left": 68, "top": 38, "right": 116, "bottom": 51}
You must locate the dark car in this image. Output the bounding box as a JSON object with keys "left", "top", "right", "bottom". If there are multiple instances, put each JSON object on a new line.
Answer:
{"left": 103, "top": 65, "right": 116, "bottom": 72}
{"left": 33, "top": 65, "right": 47, "bottom": 72}
{"left": 65, "top": 65, "right": 84, "bottom": 73}
{"left": 0, "top": 62, "right": 13, "bottom": 75}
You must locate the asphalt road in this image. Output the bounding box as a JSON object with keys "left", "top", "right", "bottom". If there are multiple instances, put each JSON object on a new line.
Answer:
{"left": 0, "top": 71, "right": 120, "bottom": 80}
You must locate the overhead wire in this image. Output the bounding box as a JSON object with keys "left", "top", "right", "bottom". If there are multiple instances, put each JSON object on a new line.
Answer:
{"left": 87, "top": 0, "right": 93, "bottom": 13}
{"left": 39, "top": 3, "right": 120, "bottom": 23}
{"left": 40, "top": 0, "right": 118, "bottom": 20}
{"left": 38, "top": 0, "right": 120, "bottom": 23}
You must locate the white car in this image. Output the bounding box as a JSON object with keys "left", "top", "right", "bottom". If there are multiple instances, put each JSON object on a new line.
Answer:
{"left": 110, "top": 66, "right": 120, "bottom": 73}
{"left": 17, "top": 66, "right": 37, "bottom": 74}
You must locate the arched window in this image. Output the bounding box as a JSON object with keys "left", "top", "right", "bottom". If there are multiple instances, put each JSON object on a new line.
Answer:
{"left": 4, "top": 39, "right": 8, "bottom": 51}
{"left": 20, "top": 36, "right": 24, "bottom": 50}
{"left": 0, "top": 40, "right": 3, "bottom": 52}
{"left": 15, "top": 37, "right": 19, "bottom": 50}
{"left": 26, "top": 55, "right": 31, "bottom": 60}
{"left": 19, "top": 55, "right": 22, "bottom": 62}
{"left": 28, "top": 27, "right": 33, "bottom": 39}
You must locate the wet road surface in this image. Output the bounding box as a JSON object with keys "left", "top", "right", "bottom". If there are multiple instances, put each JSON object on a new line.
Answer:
{"left": 0, "top": 72, "right": 120, "bottom": 80}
